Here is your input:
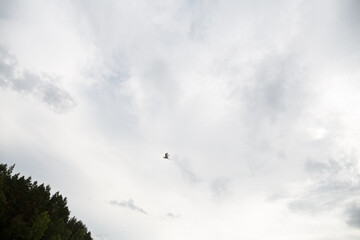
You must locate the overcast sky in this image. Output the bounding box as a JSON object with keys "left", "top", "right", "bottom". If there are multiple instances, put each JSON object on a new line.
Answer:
{"left": 1, "top": 0, "right": 360, "bottom": 239}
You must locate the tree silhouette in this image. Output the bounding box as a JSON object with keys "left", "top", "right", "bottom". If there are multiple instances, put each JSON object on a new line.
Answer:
{"left": 0, "top": 163, "right": 92, "bottom": 240}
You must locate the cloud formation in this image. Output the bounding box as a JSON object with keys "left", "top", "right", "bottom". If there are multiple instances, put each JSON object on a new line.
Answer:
{"left": 211, "top": 178, "right": 230, "bottom": 201}
{"left": 285, "top": 154, "right": 360, "bottom": 228}
{"left": 173, "top": 157, "right": 200, "bottom": 184}
{"left": 166, "top": 212, "right": 181, "bottom": 219}
{"left": 110, "top": 199, "right": 147, "bottom": 215}
{"left": 0, "top": 46, "right": 75, "bottom": 113}
{"left": 1, "top": 1, "right": 360, "bottom": 240}
{"left": 346, "top": 203, "right": 360, "bottom": 229}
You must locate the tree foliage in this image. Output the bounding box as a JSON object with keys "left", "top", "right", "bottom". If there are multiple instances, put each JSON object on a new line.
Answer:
{"left": 0, "top": 163, "right": 92, "bottom": 240}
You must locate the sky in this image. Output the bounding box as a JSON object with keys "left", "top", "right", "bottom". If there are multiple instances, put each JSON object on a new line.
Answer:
{"left": 1, "top": 0, "right": 360, "bottom": 239}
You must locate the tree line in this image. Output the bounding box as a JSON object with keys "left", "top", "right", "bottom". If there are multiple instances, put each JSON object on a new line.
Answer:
{"left": 0, "top": 163, "right": 93, "bottom": 240}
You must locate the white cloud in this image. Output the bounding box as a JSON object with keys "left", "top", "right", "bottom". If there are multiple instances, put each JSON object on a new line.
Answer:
{"left": 1, "top": 0, "right": 360, "bottom": 239}
{"left": 110, "top": 199, "right": 148, "bottom": 215}
{"left": 0, "top": 45, "right": 76, "bottom": 113}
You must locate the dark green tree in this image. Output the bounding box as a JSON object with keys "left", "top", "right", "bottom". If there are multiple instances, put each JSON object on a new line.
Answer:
{"left": 0, "top": 163, "right": 93, "bottom": 240}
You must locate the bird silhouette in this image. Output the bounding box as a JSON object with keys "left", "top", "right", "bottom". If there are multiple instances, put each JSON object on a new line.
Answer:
{"left": 163, "top": 153, "right": 169, "bottom": 159}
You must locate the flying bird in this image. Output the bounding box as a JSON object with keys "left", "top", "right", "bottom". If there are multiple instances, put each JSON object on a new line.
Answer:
{"left": 163, "top": 153, "right": 170, "bottom": 159}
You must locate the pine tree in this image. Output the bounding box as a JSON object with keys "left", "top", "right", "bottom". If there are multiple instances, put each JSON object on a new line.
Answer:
{"left": 0, "top": 163, "right": 93, "bottom": 240}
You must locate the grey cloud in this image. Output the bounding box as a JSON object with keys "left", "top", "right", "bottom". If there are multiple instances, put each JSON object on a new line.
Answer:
{"left": 110, "top": 199, "right": 147, "bottom": 215}
{"left": 338, "top": 0, "right": 360, "bottom": 41}
{"left": 288, "top": 181, "right": 359, "bottom": 214}
{"left": 211, "top": 178, "right": 230, "bottom": 200}
{"left": 167, "top": 213, "right": 181, "bottom": 218}
{"left": 187, "top": 0, "right": 217, "bottom": 41}
{"left": 297, "top": 0, "right": 360, "bottom": 71}
{"left": 288, "top": 199, "right": 320, "bottom": 213}
{"left": 334, "top": 0, "right": 360, "bottom": 50}
{"left": 288, "top": 192, "right": 346, "bottom": 214}
{"left": 0, "top": 0, "right": 16, "bottom": 19}
{"left": 241, "top": 54, "right": 306, "bottom": 124}
{"left": 0, "top": 45, "right": 76, "bottom": 113}
{"left": 221, "top": 53, "right": 310, "bottom": 175}
{"left": 305, "top": 158, "right": 342, "bottom": 175}
{"left": 141, "top": 59, "right": 180, "bottom": 112}
{"left": 286, "top": 156, "right": 360, "bottom": 216}
{"left": 346, "top": 203, "right": 360, "bottom": 229}
{"left": 173, "top": 158, "right": 200, "bottom": 184}
{"left": 86, "top": 80, "right": 138, "bottom": 140}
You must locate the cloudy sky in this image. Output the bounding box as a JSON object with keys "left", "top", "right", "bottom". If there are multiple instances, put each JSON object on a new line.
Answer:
{"left": 1, "top": 0, "right": 360, "bottom": 239}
